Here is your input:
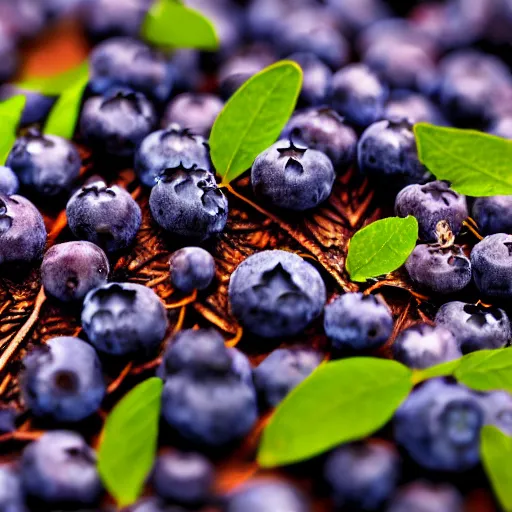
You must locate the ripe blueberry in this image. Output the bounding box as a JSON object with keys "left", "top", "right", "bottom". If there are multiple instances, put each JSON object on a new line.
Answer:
{"left": 387, "top": 481, "right": 463, "bottom": 512}
{"left": 169, "top": 247, "right": 216, "bottom": 294}
{"left": 0, "top": 466, "right": 27, "bottom": 512}
{"left": 0, "top": 84, "right": 55, "bottom": 126}
{"left": 472, "top": 196, "right": 512, "bottom": 236}
{"left": 0, "top": 166, "right": 19, "bottom": 196}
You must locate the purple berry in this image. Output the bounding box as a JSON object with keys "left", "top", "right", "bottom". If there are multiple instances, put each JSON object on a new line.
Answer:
{"left": 169, "top": 247, "right": 216, "bottom": 294}
{"left": 0, "top": 166, "right": 19, "bottom": 196}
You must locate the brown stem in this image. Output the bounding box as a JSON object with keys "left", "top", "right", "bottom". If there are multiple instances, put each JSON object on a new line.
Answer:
{"left": 107, "top": 362, "right": 133, "bottom": 395}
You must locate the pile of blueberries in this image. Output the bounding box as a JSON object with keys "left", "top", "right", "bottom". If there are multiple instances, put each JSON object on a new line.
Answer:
{"left": 1, "top": 0, "right": 512, "bottom": 510}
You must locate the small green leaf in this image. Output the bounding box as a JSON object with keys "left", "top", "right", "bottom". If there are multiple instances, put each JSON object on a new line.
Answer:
{"left": 44, "top": 62, "right": 89, "bottom": 139}
{"left": 481, "top": 426, "right": 512, "bottom": 512}
{"left": 210, "top": 61, "right": 303, "bottom": 185}
{"left": 141, "top": 0, "right": 218, "bottom": 50}
{"left": 0, "top": 95, "right": 26, "bottom": 165}
{"left": 412, "top": 358, "right": 461, "bottom": 384}
{"left": 346, "top": 216, "right": 419, "bottom": 282}
{"left": 415, "top": 123, "right": 512, "bottom": 197}
{"left": 258, "top": 358, "right": 413, "bottom": 468}
{"left": 97, "top": 377, "right": 163, "bottom": 507}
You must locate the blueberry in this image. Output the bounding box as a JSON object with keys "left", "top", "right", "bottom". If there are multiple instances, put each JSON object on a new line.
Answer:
{"left": 386, "top": 481, "right": 464, "bottom": 512}
{"left": 0, "top": 25, "right": 18, "bottom": 82}
{"left": 471, "top": 233, "right": 512, "bottom": 298}
{"left": 329, "top": 64, "right": 388, "bottom": 128}
{"left": 392, "top": 324, "right": 461, "bottom": 369}
{"left": 169, "top": 247, "right": 216, "bottom": 294}
{"left": 82, "top": 282, "right": 169, "bottom": 356}
{"left": 162, "top": 93, "right": 223, "bottom": 138}
{"left": 89, "top": 36, "right": 173, "bottom": 102}
{"left": 0, "top": 84, "right": 55, "bottom": 126}
{"left": 489, "top": 116, "right": 512, "bottom": 139}
{"left": 328, "top": 0, "right": 390, "bottom": 35}
{"left": 0, "top": 407, "right": 16, "bottom": 433}
{"left": 472, "top": 196, "right": 512, "bottom": 235}
{"left": 254, "top": 347, "right": 322, "bottom": 408}
{"left": 358, "top": 118, "right": 431, "bottom": 188}
{"left": 20, "top": 337, "right": 105, "bottom": 422}
{"left": 324, "top": 293, "right": 393, "bottom": 352}
{"left": 394, "top": 379, "right": 483, "bottom": 471}
{"left": 149, "top": 165, "right": 228, "bottom": 240}
{"left": 229, "top": 250, "right": 326, "bottom": 338}
{"left": 384, "top": 91, "right": 446, "bottom": 125}
{"left": 251, "top": 139, "right": 335, "bottom": 211}
{"left": 134, "top": 125, "right": 211, "bottom": 187}
{"left": 324, "top": 442, "right": 400, "bottom": 511}
{"left": 405, "top": 244, "right": 472, "bottom": 294}
{"left": 435, "top": 301, "right": 511, "bottom": 353}
{"left": 0, "top": 194, "right": 46, "bottom": 265}
{"left": 80, "top": 87, "right": 156, "bottom": 157}
{"left": 7, "top": 130, "right": 81, "bottom": 197}
{"left": 395, "top": 181, "right": 468, "bottom": 243}
{"left": 41, "top": 242, "right": 109, "bottom": 302}
{"left": 130, "top": 497, "right": 187, "bottom": 512}
{"left": 282, "top": 107, "right": 357, "bottom": 171}
{"left": 152, "top": 452, "right": 214, "bottom": 505}
{"left": 478, "top": 391, "right": 512, "bottom": 436}
{"left": 0, "top": 466, "right": 27, "bottom": 512}
{"left": 0, "top": 166, "right": 19, "bottom": 195}
{"left": 66, "top": 180, "right": 141, "bottom": 253}
{"left": 225, "top": 479, "right": 310, "bottom": 512}
{"left": 0, "top": 0, "right": 46, "bottom": 42}
{"left": 21, "top": 431, "right": 103, "bottom": 506}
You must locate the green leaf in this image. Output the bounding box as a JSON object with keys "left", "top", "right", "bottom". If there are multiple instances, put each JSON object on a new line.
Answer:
{"left": 346, "top": 216, "right": 419, "bottom": 282}
{"left": 97, "top": 377, "right": 163, "bottom": 507}
{"left": 44, "top": 62, "right": 89, "bottom": 139}
{"left": 0, "top": 95, "right": 26, "bottom": 165}
{"left": 412, "top": 358, "right": 461, "bottom": 384}
{"left": 481, "top": 426, "right": 512, "bottom": 512}
{"left": 414, "top": 123, "right": 512, "bottom": 197}
{"left": 210, "top": 61, "right": 303, "bottom": 185}
{"left": 258, "top": 358, "right": 413, "bottom": 468}
{"left": 141, "top": 0, "right": 218, "bottom": 50}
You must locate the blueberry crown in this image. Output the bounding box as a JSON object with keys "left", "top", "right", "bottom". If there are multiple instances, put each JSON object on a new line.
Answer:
{"left": 77, "top": 183, "right": 116, "bottom": 198}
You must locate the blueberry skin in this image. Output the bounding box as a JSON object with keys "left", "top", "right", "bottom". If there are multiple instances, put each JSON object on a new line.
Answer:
{"left": 387, "top": 481, "right": 464, "bottom": 512}
{"left": 225, "top": 480, "right": 310, "bottom": 512}
{"left": 0, "top": 407, "right": 16, "bottom": 434}
{"left": 405, "top": 244, "right": 472, "bottom": 295}
{"left": 80, "top": 88, "right": 156, "bottom": 157}
{"left": 89, "top": 37, "right": 173, "bottom": 102}
{"left": 0, "top": 194, "right": 47, "bottom": 265}
{"left": 329, "top": 64, "right": 388, "bottom": 128}
{"left": 393, "top": 324, "right": 462, "bottom": 369}
{"left": 21, "top": 431, "right": 103, "bottom": 506}
{"left": 0, "top": 25, "right": 18, "bottom": 82}
{"left": 0, "top": 84, "right": 55, "bottom": 125}
{"left": 254, "top": 347, "right": 322, "bottom": 408}
{"left": 41, "top": 242, "right": 109, "bottom": 302}
{"left": 152, "top": 452, "right": 214, "bottom": 505}
{"left": 229, "top": 250, "right": 326, "bottom": 338}
{"left": 282, "top": 107, "right": 357, "bottom": 170}
{"left": 20, "top": 337, "right": 106, "bottom": 423}
{"left": 435, "top": 301, "right": 511, "bottom": 353}
{"left": 0, "top": 166, "right": 19, "bottom": 195}
{"left": 251, "top": 140, "right": 335, "bottom": 211}
{"left": 384, "top": 92, "right": 446, "bottom": 125}
{"left": 169, "top": 247, "right": 216, "bottom": 294}
{"left": 7, "top": 130, "right": 81, "bottom": 197}
{"left": 394, "top": 379, "right": 484, "bottom": 471}
{"left": 149, "top": 166, "right": 228, "bottom": 240}
{"left": 478, "top": 390, "right": 512, "bottom": 436}
{"left": 489, "top": 117, "right": 512, "bottom": 139}
{"left": 471, "top": 234, "right": 512, "bottom": 298}
{"left": 66, "top": 180, "right": 141, "bottom": 253}
{"left": 395, "top": 181, "right": 468, "bottom": 243}
{"left": 324, "top": 442, "right": 400, "bottom": 511}
{"left": 162, "top": 93, "right": 223, "bottom": 138}
{"left": 358, "top": 119, "right": 431, "bottom": 188}
{"left": 0, "top": 466, "right": 27, "bottom": 512}
{"left": 134, "top": 125, "right": 210, "bottom": 187}
{"left": 472, "top": 196, "right": 512, "bottom": 236}
{"left": 130, "top": 497, "right": 187, "bottom": 512}
{"left": 324, "top": 293, "right": 394, "bottom": 352}
{"left": 82, "top": 282, "right": 169, "bottom": 356}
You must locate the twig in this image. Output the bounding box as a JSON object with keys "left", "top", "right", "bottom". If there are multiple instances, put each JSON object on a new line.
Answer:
{"left": 172, "top": 306, "right": 187, "bottom": 335}
{"left": 225, "top": 326, "right": 243, "bottom": 348}
{"left": 165, "top": 289, "right": 197, "bottom": 309}
{"left": 131, "top": 357, "right": 162, "bottom": 375}
{"left": 106, "top": 362, "right": 133, "bottom": 395}
{"left": 462, "top": 219, "right": 483, "bottom": 241}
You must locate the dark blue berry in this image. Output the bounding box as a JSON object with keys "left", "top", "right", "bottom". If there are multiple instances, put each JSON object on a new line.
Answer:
{"left": 21, "top": 431, "right": 103, "bottom": 506}
{"left": 472, "top": 196, "right": 512, "bottom": 235}
{"left": 66, "top": 180, "right": 141, "bottom": 253}
{"left": 384, "top": 91, "right": 446, "bottom": 125}
{"left": 169, "top": 247, "right": 216, "bottom": 294}
{"left": 0, "top": 407, "right": 16, "bottom": 433}
{"left": 489, "top": 117, "right": 512, "bottom": 139}
{"left": 0, "top": 85, "right": 55, "bottom": 126}
{"left": 80, "top": 87, "right": 156, "bottom": 157}
{"left": 82, "top": 282, "right": 169, "bottom": 356}
{"left": 229, "top": 250, "right": 326, "bottom": 338}
{"left": 393, "top": 324, "right": 461, "bottom": 369}
{"left": 134, "top": 125, "right": 210, "bottom": 187}
{"left": 405, "top": 244, "right": 472, "bottom": 295}
{"left": 387, "top": 481, "right": 464, "bottom": 512}
{"left": 479, "top": 390, "right": 512, "bottom": 436}
{"left": 328, "top": 0, "right": 390, "bottom": 35}
{"left": 0, "top": 466, "right": 27, "bottom": 512}
{"left": 324, "top": 292, "right": 393, "bottom": 352}
{"left": 41, "top": 242, "right": 109, "bottom": 302}
{"left": 20, "top": 337, "right": 105, "bottom": 423}
{"left": 394, "top": 379, "right": 483, "bottom": 471}
{"left": 0, "top": 166, "right": 19, "bottom": 195}
{"left": 149, "top": 165, "right": 228, "bottom": 240}
{"left": 129, "top": 498, "right": 187, "bottom": 512}
{"left": 0, "top": 26, "right": 18, "bottom": 82}
{"left": 251, "top": 139, "right": 335, "bottom": 211}
{"left": 435, "top": 301, "right": 511, "bottom": 353}
{"left": 7, "top": 130, "right": 81, "bottom": 197}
